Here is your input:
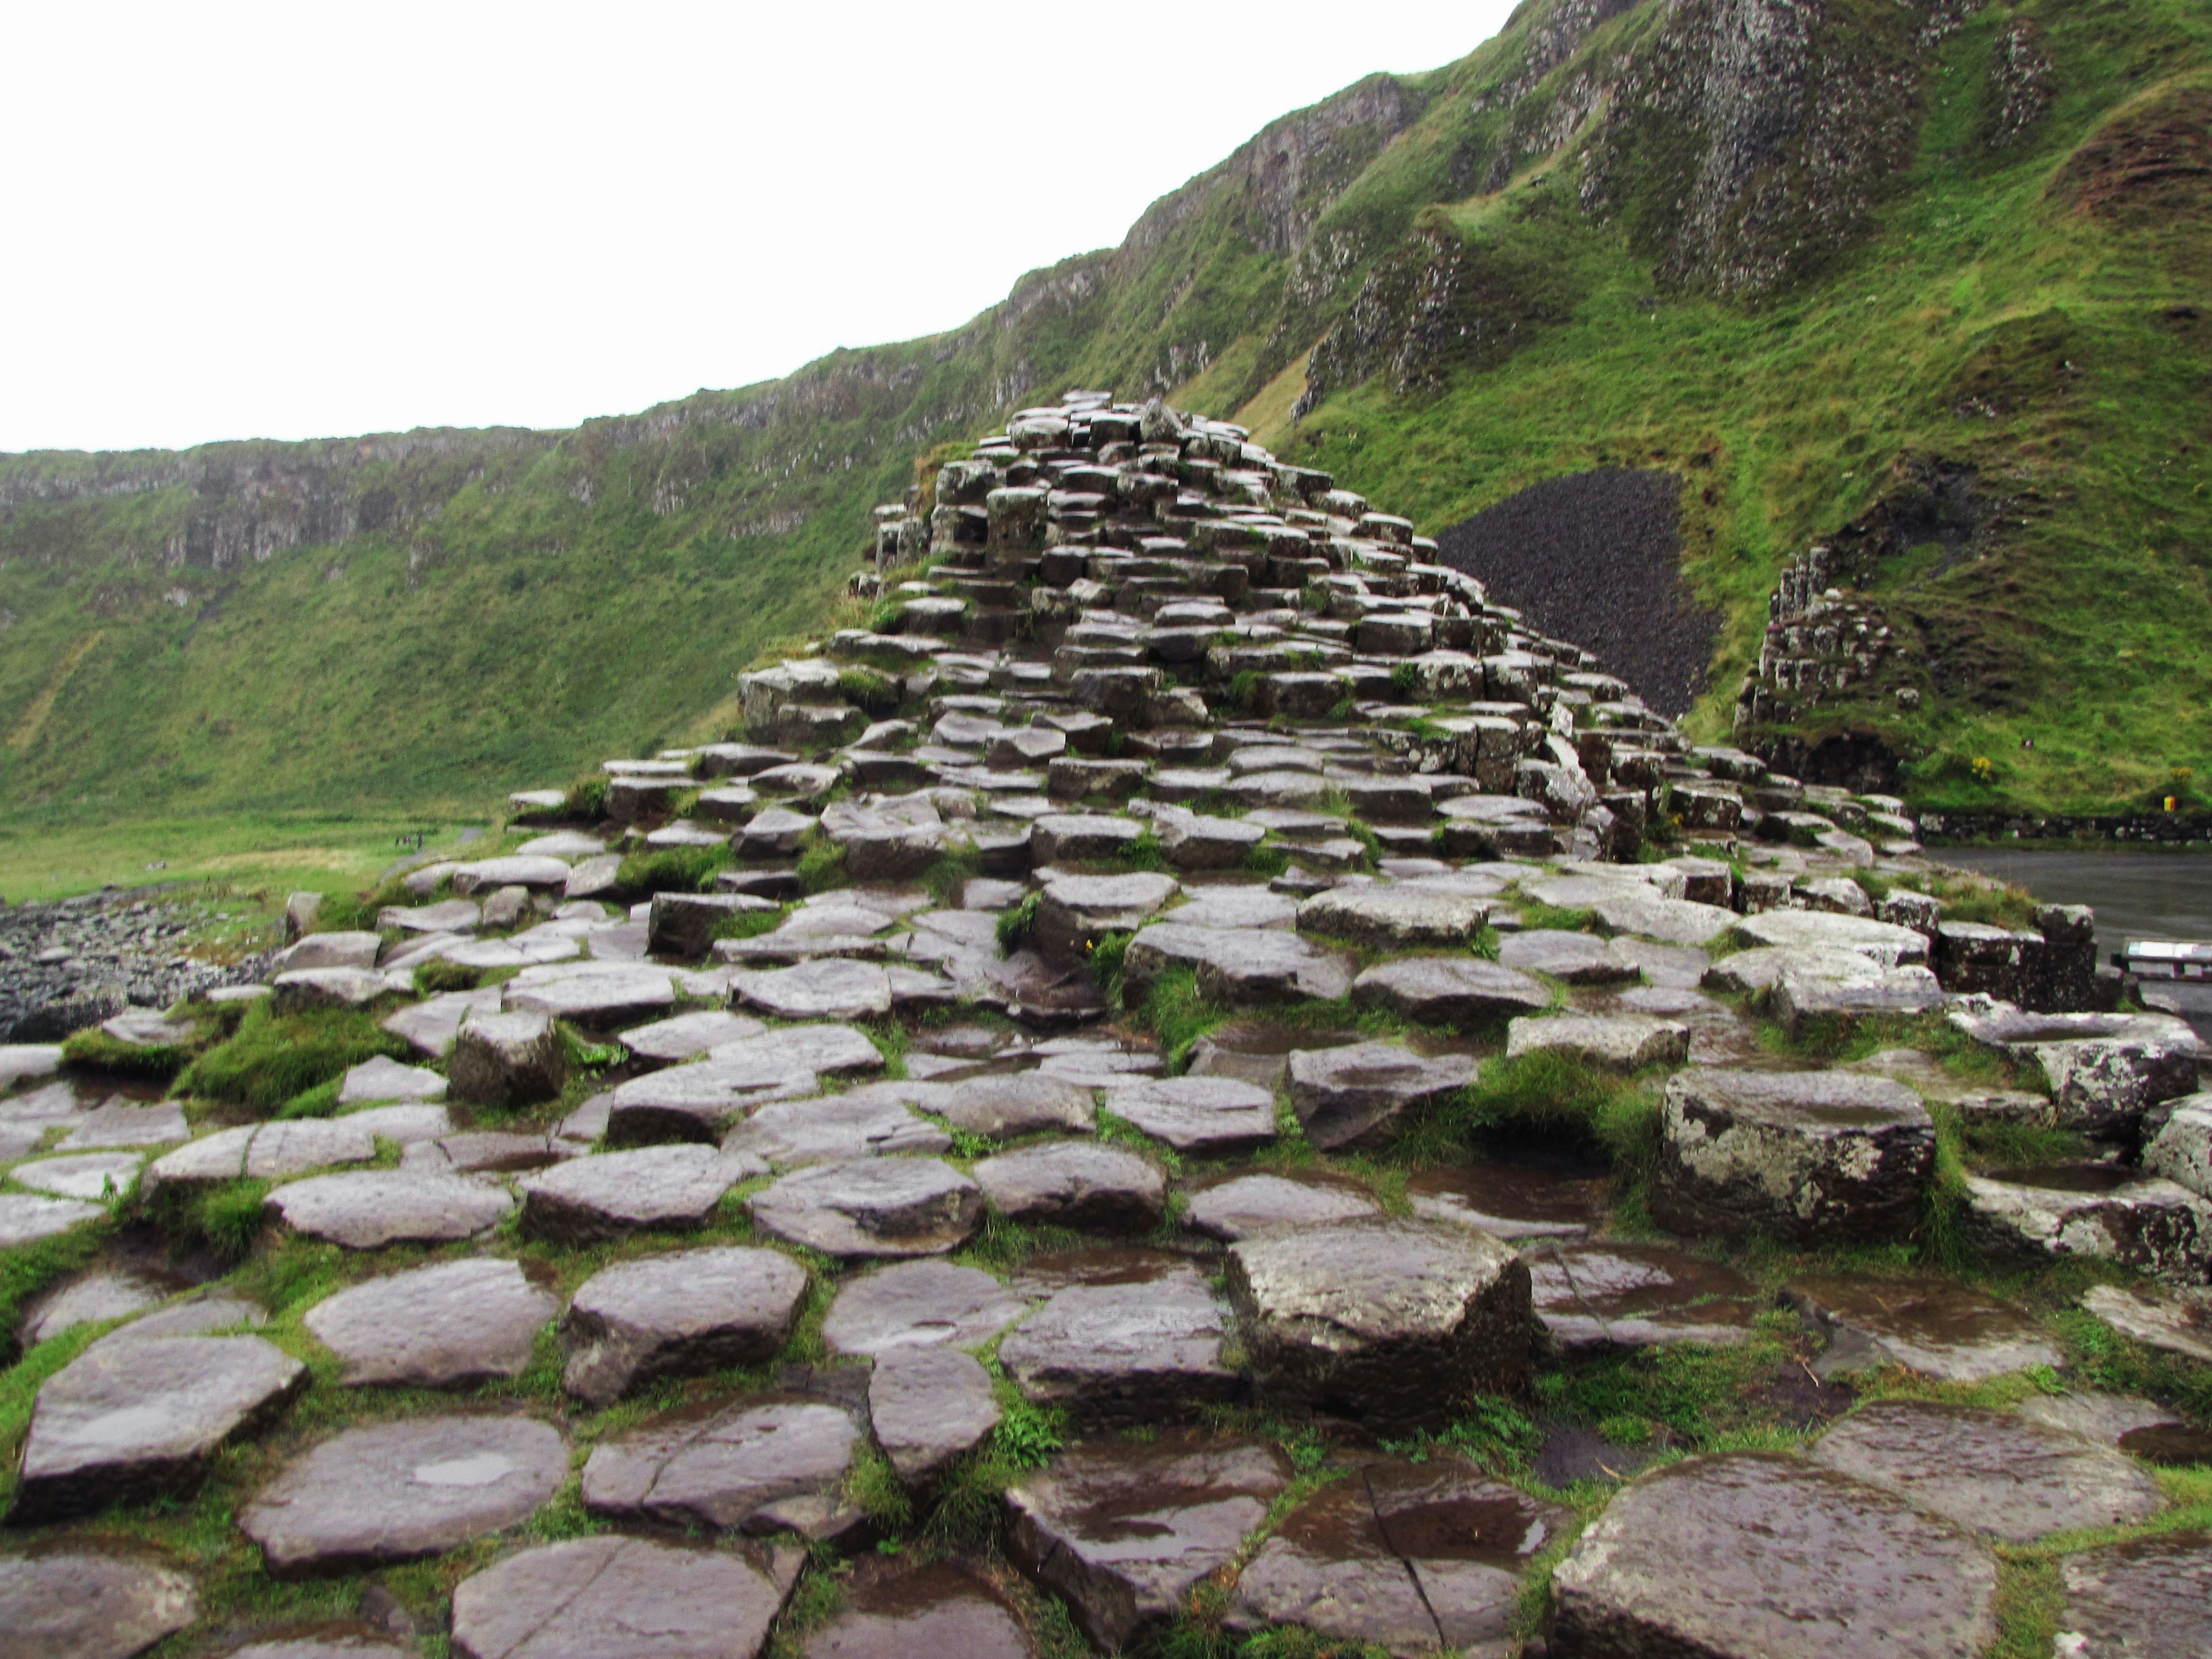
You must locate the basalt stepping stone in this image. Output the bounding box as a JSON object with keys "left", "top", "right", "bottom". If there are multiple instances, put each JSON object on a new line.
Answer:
{"left": 749, "top": 1158, "right": 983, "bottom": 1258}
{"left": 730, "top": 960, "right": 893, "bottom": 1021}
{"left": 401, "top": 1130, "right": 572, "bottom": 1175}
{"left": 1181, "top": 1172, "right": 1380, "bottom": 1241}
{"left": 2080, "top": 1281, "right": 2212, "bottom": 1363}
{"left": 1652, "top": 1067, "right": 1935, "bottom": 1243}
{"left": 272, "top": 968, "right": 400, "bottom": 1012}
{"left": 56, "top": 1100, "right": 188, "bottom": 1150}
{"left": 1164, "top": 886, "right": 1300, "bottom": 931}
{"left": 1228, "top": 1456, "right": 1569, "bottom": 1657}
{"left": 1228, "top": 1216, "right": 1529, "bottom": 1433}
{"left": 0, "top": 1044, "right": 66, "bottom": 1090}
{"left": 1962, "top": 1165, "right": 2212, "bottom": 1279}
{"left": 305, "top": 1259, "right": 556, "bottom": 1387}
{"left": 1350, "top": 957, "right": 1549, "bottom": 1027}
{"left": 1950, "top": 1009, "right": 2201, "bottom": 1133}
{"left": 713, "top": 1022, "right": 885, "bottom": 1077}
{"left": 1528, "top": 1241, "right": 1763, "bottom": 1351}
{"left": 0, "top": 1547, "right": 198, "bottom": 1659}
{"left": 997, "top": 1260, "right": 1235, "bottom": 1427}
{"left": 1299, "top": 884, "right": 1490, "bottom": 949}
{"left": 505, "top": 963, "right": 677, "bottom": 1027}
{"left": 869, "top": 1346, "right": 1002, "bottom": 1485}
{"left": 336, "top": 1055, "right": 446, "bottom": 1105}
{"left": 582, "top": 1398, "right": 859, "bottom": 1535}
{"left": 972, "top": 1142, "right": 1165, "bottom": 1231}
{"left": 1407, "top": 1160, "right": 1611, "bottom": 1241}
{"left": 1120, "top": 923, "right": 1354, "bottom": 1006}
{"left": 449, "top": 1010, "right": 567, "bottom": 1107}
{"left": 801, "top": 1559, "right": 1031, "bottom": 1659}
{"left": 821, "top": 1260, "right": 1028, "bottom": 1355}
{"left": 1732, "top": 908, "right": 1931, "bottom": 965}
{"left": 267, "top": 1171, "right": 513, "bottom": 1249}
{"left": 24, "top": 1270, "right": 171, "bottom": 1345}
{"left": 2014, "top": 1392, "right": 2184, "bottom": 1448}
{"left": 562, "top": 1246, "right": 808, "bottom": 1409}
{"left": 1005, "top": 1434, "right": 1289, "bottom": 1651}
{"left": 12, "top": 1151, "right": 142, "bottom": 1201}
{"left": 1102, "top": 1074, "right": 1277, "bottom": 1153}
{"left": 1033, "top": 871, "right": 1180, "bottom": 961}
{"left": 601, "top": 1054, "right": 817, "bottom": 1146}
{"left": 518, "top": 1146, "right": 759, "bottom": 1244}
{"left": 722, "top": 1082, "right": 952, "bottom": 1168}
{"left": 88, "top": 1290, "right": 268, "bottom": 1351}
{"left": 1586, "top": 891, "right": 1737, "bottom": 949}
{"left": 1809, "top": 1399, "right": 2165, "bottom": 1543}
{"left": 2056, "top": 1530, "right": 2212, "bottom": 1656}
{"left": 938, "top": 1071, "right": 1096, "bottom": 1139}
{"left": 450, "top": 1535, "right": 787, "bottom": 1659}
{"left": 241, "top": 1415, "right": 567, "bottom": 1575}
{"left": 1497, "top": 929, "right": 1641, "bottom": 983}
{"left": 382, "top": 987, "right": 501, "bottom": 1058}
{"left": 1783, "top": 1274, "right": 2061, "bottom": 1381}
{"left": 1287, "top": 1041, "right": 1476, "bottom": 1152}
{"left": 12, "top": 1334, "right": 307, "bottom": 1523}
{"left": 621, "top": 1009, "right": 768, "bottom": 1065}
{"left": 1505, "top": 1012, "right": 1690, "bottom": 1070}
{"left": 1550, "top": 1452, "right": 1999, "bottom": 1659}
{"left": 146, "top": 1122, "right": 377, "bottom": 1192}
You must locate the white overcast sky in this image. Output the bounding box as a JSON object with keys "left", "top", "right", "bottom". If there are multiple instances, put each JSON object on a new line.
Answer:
{"left": 1, "top": 3, "right": 1517, "bottom": 456}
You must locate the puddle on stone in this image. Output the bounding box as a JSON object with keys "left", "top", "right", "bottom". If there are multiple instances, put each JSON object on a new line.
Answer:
{"left": 1407, "top": 1157, "right": 1610, "bottom": 1241}
{"left": 1987, "top": 1163, "right": 2138, "bottom": 1195}
{"left": 839, "top": 1556, "right": 1020, "bottom": 1622}
{"left": 1011, "top": 1245, "right": 1192, "bottom": 1295}
{"left": 2119, "top": 1423, "right": 2212, "bottom": 1466}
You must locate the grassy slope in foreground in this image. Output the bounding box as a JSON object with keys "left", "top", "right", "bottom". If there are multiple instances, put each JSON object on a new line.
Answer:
{"left": 1270, "top": 0, "right": 2212, "bottom": 816}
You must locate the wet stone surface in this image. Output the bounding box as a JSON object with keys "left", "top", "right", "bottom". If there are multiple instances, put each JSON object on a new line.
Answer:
{"left": 1550, "top": 1452, "right": 1999, "bottom": 1659}
{"left": 1528, "top": 1241, "right": 1764, "bottom": 1352}
{"left": 449, "top": 1534, "right": 788, "bottom": 1659}
{"left": 748, "top": 1158, "right": 984, "bottom": 1258}
{"left": 562, "top": 1246, "right": 809, "bottom": 1408}
{"left": 1406, "top": 1156, "right": 1610, "bottom": 1241}
{"left": 581, "top": 1397, "right": 859, "bottom": 1536}
{"left": 1006, "top": 1434, "right": 1289, "bottom": 1651}
{"left": 305, "top": 1258, "right": 557, "bottom": 1388}
{"left": 1808, "top": 1399, "right": 2166, "bottom": 1543}
{"left": 0, "top": 1546, "right": 199, "bottom": 1659}
{"left": 2056, "top": 1529, "right": 2212, "bottom": 1657}
{"left": 1182, "top": 1171, "right": 1380, "bottom": 1241}
{"left": 801, "top": 1559, "right": 1032, "bottom": 1659}
{"left": 868, "top": 1346, "right": 1002, "bottom": 1485}
{"left": 1783, "top": 1272, "right": 2061, "bottom": 1381}
{"left": 240, "top": 1414, "right": 568, "bottom": 1575}
{"left": 997, "top": 1259, "right": 1235, "bottom": 1427}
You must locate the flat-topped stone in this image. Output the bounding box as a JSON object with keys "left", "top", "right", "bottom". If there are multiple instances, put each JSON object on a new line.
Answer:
{"left": 997, "top": 1260, "right": 1234, "bottom": 1427}
{"left": 748, "top": 1158, "right": 983, "bottom": 1257}
{"left": 0, "top": 1547, "right": 198, "bottom": 1659}
{"left": 146, "top": 1120, "right": 378, "bottom": 1192}
{"left": 241, "top": 1415, "right": 567, "bottom": 1575}
{"left": 1961, "top": 1165, "right": 2212, "bottom": 1280}
{"left": 0, "top": 1192, "right": 105, "bottom": 1247}
{"left": 1229, "top": 1215, "right": 1529, "bottom": 1432}
{"left": 800, "top": 1560, "right": 1031, "bottom": 1659}
{"left": 1497, "top": 929, "right": 1640, "bottom": 983}
{"left": 12, "top": 1334, "right": 307, "bottom": 1524}
{"left": 1350, "top": 956, "right": 1549, "bottom": 1027}
{"left": 620, "top": 1009, "right": 767, "bottom": 1065}
{"left": 1529, "top": 1240, "right": 1764, "bottom": 1351}
{"left": 518, "top": 1146, "right": 757, "bottom": 1244}
{"left": 869, "top": 1345, "right": 1002, "bottom": 1485}
{"left": 1950, "top": 1008, "right": 2200, "bottom": 1132}
{"left": 1120, "top": 922, "right": 1354, "bottom": 1006}
{"left": 1809, "top": 1399, "right": 2165, "bottom": 1542}
{"left": 972, "top": 1141, "right": 1165, "bottom": 1231}
{"left": 1550, "top": 1452, "right": 1999, "bottom": 1659}
{"left": 2056, "top": 1531, "right": 2212, "bottom": 1658}
{"left": 1732, "top": 908, "right": 1931, "bottom": 965}
{"left": 2080, "top": 1280, "right": 2212, "bottom": 1362}
{"left": 23, "top": 1270, "right": 171, "bottom": 1346}
{"left": 562, "top": 1245, "right": 807, "bottom": 1408}
{"left": 582, "top": 1398, "right": 858, "bottom": 1535}
{"left": 1103, "top": 1074, "right": 1277, "bottom": 1153}
{"left": 305, "top": 1258, "right": 555, "bottom": 1388}
{"left": 1784, "top": 1273, "right": 2061, "bottom": 1381}
{"left": 1653, "top": 1067, "right": 1935, "bottom": 1243}
{"left": 56, "top": 1100, "right": 189, "bottom": 1150}
{"left": 1035, "top": 871, "right": 1180, "bottom": 961}
{"left": 1183, "top": 1172, "right": 1380, "bottom": 1241}
{"left": 1407, "top": 1159, "right": 1611, "bottom": 1241}
{"left": 449, "top": 1009, "right": 566, "bottom": 1107}
{"left": 1298, "top": 884, "right": 1490, "bottom": 948}
{"left": 450, "top": 1535, "right": 787, "bottom": 1659}
{"left": 336, "top": 1055, "right": 446, "bottom": 1104}
{"left": 1506, "top": 1011, "right": 1689, "bottom": 1070}
{"left": 1229, "top": 1457, "right": 1567, "bottom": 1657}
{"left": 721, "top": 1082, "right": 950, "bottom": 1167}
{"left": 938, "top": 1071, "right": 1096, "bottom": 1139}
{"left": 1005, "top": 1435, "right": 1290, "bottom": 1652}
{"left": 267, "top": 1171, "right": 513, "bottom": 1249}
{"left": 12, "top": 1151, "right": 143, "bottom": 1201}
{"left": 730, "top": 959, "right": 894, "bottom": 1021}
{"left": 1287, "top": 1041, "right": 1476, "bottom": 1152}
{"left": 1163, "top": 886, "right": 1300, "bottom": 931}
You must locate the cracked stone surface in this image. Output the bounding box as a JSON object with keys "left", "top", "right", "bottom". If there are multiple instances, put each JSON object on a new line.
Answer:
{"left": 450, "top": 1534, "right": 788, "bottom": 1659}
{"left": 305, "top": 1258, "right": 556, "bottom": 1387}
{"left": 562, "top": 1247, "right": 808, "bottom": 1408}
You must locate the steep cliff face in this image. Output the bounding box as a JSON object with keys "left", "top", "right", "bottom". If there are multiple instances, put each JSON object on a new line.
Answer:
{"left": 4, "top": 0, "right": 2208, "bottom": 821}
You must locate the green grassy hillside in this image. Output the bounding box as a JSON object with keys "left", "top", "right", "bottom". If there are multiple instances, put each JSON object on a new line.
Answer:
{"left": 2, "top": 0, "right": 2206, "bottom": 875}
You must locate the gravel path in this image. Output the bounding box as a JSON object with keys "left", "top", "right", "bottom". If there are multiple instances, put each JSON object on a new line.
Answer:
{"left": 1434, "top": 467, "right": 1717, "bottom": 717}
{"left": 0, "top": 892, "right": 263, "bottom": 1042}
